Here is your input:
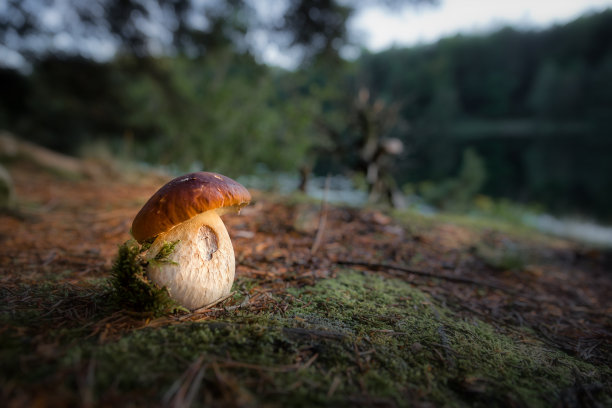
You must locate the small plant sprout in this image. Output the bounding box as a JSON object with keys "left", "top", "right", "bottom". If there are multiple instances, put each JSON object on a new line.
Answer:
{"left": 131, "top": 172, "right": 251, "bottom": 310}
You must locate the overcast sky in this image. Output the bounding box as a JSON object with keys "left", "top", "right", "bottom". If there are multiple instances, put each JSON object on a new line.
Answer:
{"left": 3, "top": 0, "right": 612, "bottom": 70}
{"left": 351, "top": 0, "right": 612, "bottom": 51}
{"left": 261, "top": 0, "right": 612, "bottom": 67}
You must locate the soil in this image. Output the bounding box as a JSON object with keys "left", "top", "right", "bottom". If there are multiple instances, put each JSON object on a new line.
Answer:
{"left": 1, "top": 160, "right": 611, "bottom": 407}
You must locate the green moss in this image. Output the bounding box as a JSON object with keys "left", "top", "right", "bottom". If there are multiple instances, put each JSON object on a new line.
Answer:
{"left": 152, "top": 239, "right": 179, "bottom": 263}
{"left": 393, "top": 207, "right": 554, "bottom": 245}
{"left": 108, "top": 239, "right": 184, "bottom": 316}
{"left": 53, "top": 271, "right": 610, "bottom": 407}
{"left": 473, "top": 241, "right": 527, "bottom": 271}
{"left": 2, "top": 269, "right": 609, "bottom": 406}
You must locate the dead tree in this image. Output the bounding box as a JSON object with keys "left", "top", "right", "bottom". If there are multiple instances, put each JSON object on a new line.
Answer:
{"left": 354, "top": 88, "right": 405, "bottom": 207}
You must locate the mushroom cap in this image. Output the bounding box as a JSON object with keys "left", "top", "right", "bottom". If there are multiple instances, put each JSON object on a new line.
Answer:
{"left": 131, "top": 172, "right": 251, "bottom": 243}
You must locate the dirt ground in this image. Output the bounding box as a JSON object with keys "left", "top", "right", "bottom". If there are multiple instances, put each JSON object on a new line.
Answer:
{"left": 1, "top": 159, "right": 611, "bottom": 406}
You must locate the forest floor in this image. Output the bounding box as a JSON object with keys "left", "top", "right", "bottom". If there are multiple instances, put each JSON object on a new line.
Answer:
{"left": 1, "top": 158, "right": 611, "bottom": 407}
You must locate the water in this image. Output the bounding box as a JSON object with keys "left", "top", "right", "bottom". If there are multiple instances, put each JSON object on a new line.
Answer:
{"left": 239, "top": 171, "right": 612, "bottom": 247}
{"left": 238, "top": 173, "right": 369, "bottom": 205}
{"left": 523, "top": 214, "right": 612, "bottom": 246}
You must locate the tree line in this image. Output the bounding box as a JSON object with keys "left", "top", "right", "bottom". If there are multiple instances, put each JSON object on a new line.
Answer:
{"left": 0, "top": 3, "right": 611, "bottom": 220}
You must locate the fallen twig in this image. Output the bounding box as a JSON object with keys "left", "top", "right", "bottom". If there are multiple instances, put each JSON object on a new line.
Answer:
{"left": 311, "top": 175, "right": 330, "bottom": 255}
{"left": 204, "top": 321, "right": 348, "bottom": 341}
{"left": 189, "top": 291, "right": 236, "bottom": 314}
{"left": 430, "top": 304, "right": 455, "bottom": 368}
{"left": 336, "top": 259, "right": 519, "bottom": 295}
{"left": 176, "top": 292, "right": 254, "bottom": 322}
{"left": 163, "top": 355, "right": 207, "bottom": 407}
{"left": 215, "top": 353, "right": 318, "bottom": 373}
{"left": 220, "top": 294, "right": 252, "bottom": 312}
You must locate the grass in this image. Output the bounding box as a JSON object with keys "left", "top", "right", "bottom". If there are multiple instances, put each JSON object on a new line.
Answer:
{"left": 393, "top": 206, "right": 542, "bottom": 242}
{"left": 2, "top": 271, "right": 609, "bottom": 407}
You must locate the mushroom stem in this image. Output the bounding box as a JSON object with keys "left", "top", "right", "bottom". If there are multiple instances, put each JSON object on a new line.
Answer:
{"left": 145, "top": 210, "right": 235, "bottom": 310}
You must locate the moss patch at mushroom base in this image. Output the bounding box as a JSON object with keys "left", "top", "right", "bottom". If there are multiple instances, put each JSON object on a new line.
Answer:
{"left": 108, "top": 239, "right": 185, "bottom": 317}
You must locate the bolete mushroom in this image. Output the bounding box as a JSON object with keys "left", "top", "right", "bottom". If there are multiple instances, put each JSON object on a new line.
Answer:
{"left": 131, "top": 172, "right": 251, "bottom": 310}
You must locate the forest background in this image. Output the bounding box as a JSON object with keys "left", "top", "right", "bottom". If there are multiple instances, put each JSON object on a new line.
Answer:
{"left": 1, "top": 0, "right": 611, "bottom": 222}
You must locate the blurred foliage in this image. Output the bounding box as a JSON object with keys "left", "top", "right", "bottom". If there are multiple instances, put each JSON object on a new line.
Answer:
{"left": 418, "top": 148, "right": 486, "bottom": 212}
{"left": 120, "top": 52, "right": 318, "bottom": 174}
{"left": 0, "top": 51, "right": 321, "bottom": 176}
{"left": 358, "top": 10, "right": 612, "bottom": 219}
{"left": 0, "top": 163, "right": 14, "bottom": 209}
{"left": 0, "top": 3, "right": 611, "bottom": 219}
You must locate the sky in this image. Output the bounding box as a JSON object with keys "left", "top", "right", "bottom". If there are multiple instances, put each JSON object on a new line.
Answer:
{"left": 3, "top": 0, "right": 612, "bottom": 70}
{"left": 258, "top": 0, "right": 612, "bottom": 68}
{"left": 351, "top": 0, "right": 612, "bottom": 52}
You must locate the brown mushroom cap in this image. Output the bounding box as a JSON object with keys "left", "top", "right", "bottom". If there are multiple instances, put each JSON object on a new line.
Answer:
{"left": 131, "top": 172, "right": 251, "bottom": 243}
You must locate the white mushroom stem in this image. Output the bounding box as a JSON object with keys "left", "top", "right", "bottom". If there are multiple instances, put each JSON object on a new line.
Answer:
{"left": 144, "top": 210, "right": 235, "bottom": 310}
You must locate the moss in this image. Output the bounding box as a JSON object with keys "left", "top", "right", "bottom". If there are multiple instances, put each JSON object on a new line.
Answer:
{"left": 473, "top": 242, "right": 527, "bottom": 271}
{"left": 392, "top": 207, "right": 556, "bottom": 245}
{"left": 1, "top": 265, "right": 609, "bottom": 406}
{"left": 152, "top": 239, "right": 179, "bottom": 264}
{"left": 108, "top": 239, "right": 184, "bottom": 316}
{"left": 51, "top": 271, "right": 610, "bottom": 407}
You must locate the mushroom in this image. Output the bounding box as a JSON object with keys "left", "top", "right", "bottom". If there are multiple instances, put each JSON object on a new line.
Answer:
{"left": 131, "top": 172, "right": 251, "bottom": 310}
